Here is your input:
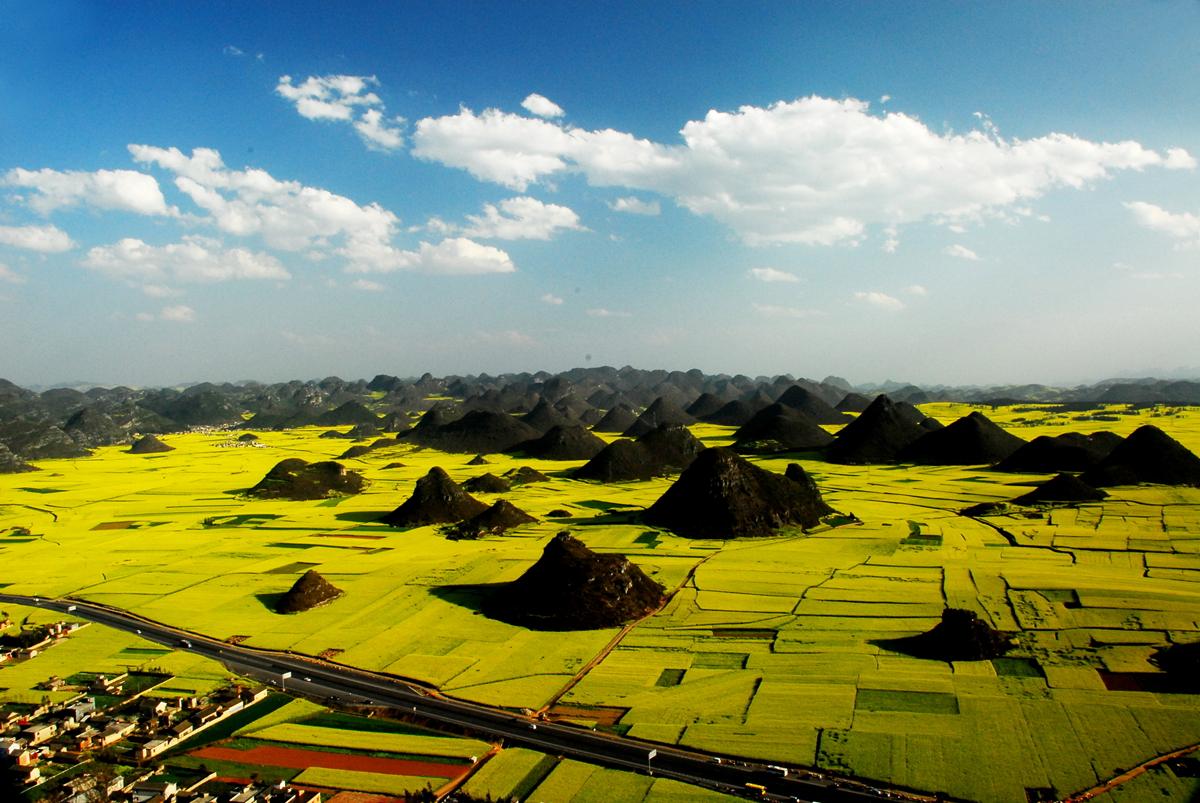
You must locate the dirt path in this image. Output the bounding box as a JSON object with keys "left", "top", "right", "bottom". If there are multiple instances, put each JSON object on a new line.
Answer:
{"left": 1060, "top": 740, "right": 1200, "bottom": 801}
{"left": 536, "top": 551, "right": 718, "bottom": 715}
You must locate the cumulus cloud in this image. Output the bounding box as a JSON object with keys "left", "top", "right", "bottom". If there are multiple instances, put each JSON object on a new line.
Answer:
{"left": 906, "top": 284, "right": 928, "bottom": 296}
{"left": 142, "top": 284, "right": 182, "bottom": 298}
{"left": 540, "top": 292, "right": 564, "bottom": 305}
{"left": 343, "top": 235, "right": 515, "bottom": 275}
{"left": 943, "top": 244, "right": 980, "bottom": 261}
{"left": 351, "top": 278, "right": 384, "bottom": 291}
{"left": 0, "top": 223, "right": 75, "bottom": 253}
{"left": 748, "top": 267, "right": 800, "bottom": 283}
{"left": 586, "top": 307, "right": 631, "bottom": 318}
{"left": 1125, "top": 201, "right": 1200, "bottom": 248}
{"left": 4, "top": 167, "right": 172, "bottom": 216}
{"left": 276, "top": 74, "right": 405, "bottom": 151}
{"left": 461, "top": 196, "right": 583, "bottom": 240}
{"left": 82, "top": 235, "right": 290, "bottom": 285}
{"left": 609, "top": 196, "right": 661, "bottom": 216}
{"left": 521, "top": 93, "right": 565, "bottom": 118}
{"left": 752, "top": 303, "right": 821, "bottom": 318}
{"left": 0, "top": 263, "right": 25, "bottom": 284}
{"left": 412, "top": 237, "right": 515, "bottom": 274}
{"left": 412, "top": 95, "right": 1191, "bottom": 245}
{"left": 129, "top": 145, "right": 403, "bottom": 268}
{"left": 854, "top": 291, "right": 904, "bottom": 310}
{"left": 159, "top": 304, "right": 196, "bottom": 322}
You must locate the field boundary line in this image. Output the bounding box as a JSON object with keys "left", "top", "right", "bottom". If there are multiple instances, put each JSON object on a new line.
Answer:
{"left": 1060, "top": 740, "right": 1200, "bottom": 801}
{"left": 535, "top": 551, "right": 719, "bottom": 715}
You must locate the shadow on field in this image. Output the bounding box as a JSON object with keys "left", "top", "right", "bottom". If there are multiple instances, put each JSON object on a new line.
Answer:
{"left": 222, "top": 487, "right": 251, "bottom": 496}
{"left": 254, "top": 592, "right": 286, "bottom": 612}
{"left": 572, "top": 509, "right": 644, "bottom": 526}
{"left": 333, "top": 510, "right": 391, "bottom": 524}
{"left": 428, "top": 583, "right": 502, "bottom": 617}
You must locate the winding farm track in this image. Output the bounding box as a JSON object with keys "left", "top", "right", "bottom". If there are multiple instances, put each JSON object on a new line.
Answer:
{"left": 0, "top": 592, "right": 937, "bottom": 803}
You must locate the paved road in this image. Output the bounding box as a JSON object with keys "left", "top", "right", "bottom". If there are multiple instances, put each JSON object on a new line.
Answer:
{"left": 0, "top": 592, "right": 924, "bottom": 803}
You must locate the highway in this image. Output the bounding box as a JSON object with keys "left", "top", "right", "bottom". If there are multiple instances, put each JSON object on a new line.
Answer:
{"left": 0, "top": 592, "right": 925, "bottom": 803}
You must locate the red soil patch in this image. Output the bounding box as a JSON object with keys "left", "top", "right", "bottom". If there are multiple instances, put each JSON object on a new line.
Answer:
{"left": 191, "top": 744, "right": 463, "bottom": 779}
{"left": 545, "top": 704, "right": 626, "bottom": 726}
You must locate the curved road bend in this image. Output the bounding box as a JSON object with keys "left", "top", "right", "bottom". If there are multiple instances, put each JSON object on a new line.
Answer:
{"left": 0, "top": 593, "right": 926, "bottom": 803}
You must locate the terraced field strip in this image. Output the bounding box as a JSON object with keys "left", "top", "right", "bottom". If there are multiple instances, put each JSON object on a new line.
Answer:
{"left": 190, "top": 744, "right": 465, "bottom": 779}
{"left": 292, "top": 767, "right": 443, "bottom": 796}
{"left": 254, "top": 722, "right": 489, "bottom": 758}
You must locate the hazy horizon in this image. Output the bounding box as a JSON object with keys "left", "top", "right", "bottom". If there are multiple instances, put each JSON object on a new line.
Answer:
{"left": 3, "top": 3, "right": 1198, "bottom": 388}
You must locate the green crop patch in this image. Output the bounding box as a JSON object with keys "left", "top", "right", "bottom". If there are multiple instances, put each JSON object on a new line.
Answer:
{"left": 656, "top": 668, "right": 686, "bottom": 687}
{"left": 691, "top": 652, "right": 749, "bottom": 669}
{"left": 855, "top": 689, "right": 960, "bottom": 714}
{"left": 993, "top": 658, "right": 1045, "bottom": 679}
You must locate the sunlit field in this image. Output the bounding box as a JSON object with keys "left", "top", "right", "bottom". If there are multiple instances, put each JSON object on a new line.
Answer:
{"left": 3, "top": 404, "right": 1200, "bottom": 801}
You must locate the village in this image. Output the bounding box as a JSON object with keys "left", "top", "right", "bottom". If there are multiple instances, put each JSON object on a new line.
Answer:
{"left": 0, "top": 616, "right": 321, "bottom": 802}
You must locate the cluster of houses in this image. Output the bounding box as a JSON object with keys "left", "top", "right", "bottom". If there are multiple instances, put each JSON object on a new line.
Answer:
{"left": 0, "top": 618, "right": 87, "bottom": 663}
{"left": 0, "top": 662, "right": 319, "bottom": 801}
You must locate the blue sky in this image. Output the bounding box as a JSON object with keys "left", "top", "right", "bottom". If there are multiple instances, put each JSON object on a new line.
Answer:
{"left": 2, "top": 1, "right": 1198, "bottom": 387}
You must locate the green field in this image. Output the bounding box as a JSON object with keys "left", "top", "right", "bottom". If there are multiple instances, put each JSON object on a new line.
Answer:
{"left": 2, "top": 404, "right": 1200, "bottom": 801}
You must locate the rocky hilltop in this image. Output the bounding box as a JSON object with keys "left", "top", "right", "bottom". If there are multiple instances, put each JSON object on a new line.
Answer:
{"left": 275, "top": 569, "right": 343, "bottom": 613}
{"left": 1081, "top": 425, "right": 1200, "bottom": 487}
{"left": 486, "top": 532, "right": 665, "bottom": 630}
{"left": 247, "top": 459, "right": 367, "bottom": 501}
{"left": 128, "top": 434, "right": 174, "bottom": 454}
{"left": 644, "top": 447, "right": 833, "bottom": 538}
{"left": 381, "top": 467, "right": 488, "bottom": 527}
{"left": 878, "top": 608, "right": 1015, "bottom": 662}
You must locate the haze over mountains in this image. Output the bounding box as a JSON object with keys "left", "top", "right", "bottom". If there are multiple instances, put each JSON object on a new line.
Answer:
{"left": 3, "top": 368, "right": 1200, "bottom": 469}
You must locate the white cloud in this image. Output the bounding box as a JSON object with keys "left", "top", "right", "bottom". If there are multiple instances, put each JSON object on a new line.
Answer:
{"left": 276, "top": 74, "right": 404, "bottom": 151}
{"left": 135, "top": 311, "right": 155, "bottom": 322}
{"left": 4, "top": 167, "right": 172, "bottom": 216}
{"left": 0, "top": 223, "right": 75, "bottom": 253}
{"left": 351, "top": 278, "right": 384, "bottom": 291}
{"left": 1165, "top": 148, "right": 1198, "bottom": 170}
{"left": 413, "top": 107, "right": 577, "bottom": 190}
{"left": 129, "top": 145, "right": 402, "bottom": 267}
{"left": 943, "top": 244, "right": 980, "bottom": 261}
{"left": 412, "top": 237, "right": 515, "bottom": 275}
{"left": 752, "top": 303, "right": 821, "bottom": 318}
{"left": 223, "top": 45, "right": 244, "bottom": 57}
{"left": 521, "top": 93, "right": 565, "bottom": 118}
{"left": 748, "top": 267, "right": 799, "bottom": 283}
{"left": 160, "top": 304, "right": 196, "bottom": 323}
{"left": 609, "top": 196, "right": 661, "bottom": 216}
{"left": 413, "top": 95, "right": 1190, "bottom": 246}
{"left": 82, "top": 235, "right": 290, "bottom": 285}
{"left": 0, "top": 263, "right": 25, "bottom": 284}
{"left": 906, "top": 284, "right": 928, "bottom": 296}
{"left": 141, "top": 284, "right": 182, "bottom": 298}
{"left": 540, "top": 293, "right": 564, "bottom": 305}
{"left": 854, "top": 291, "right": 904, "bottom": 310}
{"left": 586, "top": 307, "right": 631, "bottom": 318}
{"left": 354, "top": 108, "right": 406, "bottom": 151}
{"left": 1125, "top": 201, "right": 1200, "bottom": 248}
{"left": 462, "top": 196, "right": 583, "bottom": 240}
